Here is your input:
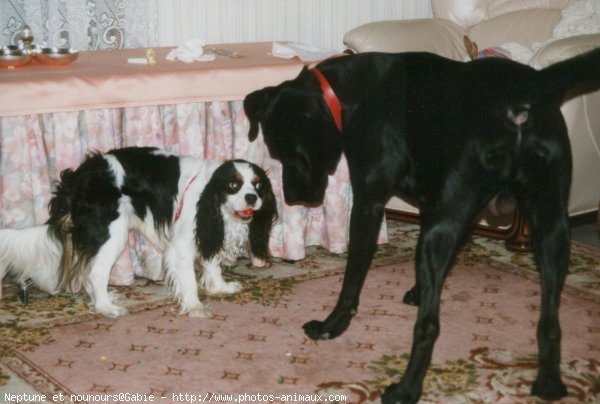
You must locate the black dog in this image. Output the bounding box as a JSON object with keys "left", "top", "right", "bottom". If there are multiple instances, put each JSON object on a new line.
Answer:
{"left": 244, "top": 49, "right": 600, "bottom": 403}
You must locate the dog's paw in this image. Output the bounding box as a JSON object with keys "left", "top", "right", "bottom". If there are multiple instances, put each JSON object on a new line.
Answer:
{"left": 531, "top": 377, "right": 567, "bottom": 400}
{"left": 381, "top": 382, "right": 421, "bottom": 404}
{"left": 251, "top": 256, "right": 268, "bottom": 268}
{"left": 304, "top": 320, "right": 333, "bottom": 340}
{"left": 95, "top": 304, "right": 128, "bottom": 318}
{"left": 221, "top": 281, "right": 243, "bottom": 294}
{"left": 303, "top": 312, "right": 353, "bottom": 340}
{"left": 185, "top": 304, "right": 213, "bottom": 318}
{"left": 402, "top": 287, "right": 420, "bottom": 306}
{"left": 205, "top": 281, "right": 242, "bottom": 295}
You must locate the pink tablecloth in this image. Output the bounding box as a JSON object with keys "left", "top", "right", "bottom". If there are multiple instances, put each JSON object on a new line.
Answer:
{"left": 0, "top": 43, "right": 307, "bottom": 116}
{"left": 0, "top": 42, "right": 386, "bottom": 291}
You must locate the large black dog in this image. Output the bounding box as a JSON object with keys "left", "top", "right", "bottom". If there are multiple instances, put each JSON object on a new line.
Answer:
{"left": 244, "top": 49, "right": 600, "bottom": 403}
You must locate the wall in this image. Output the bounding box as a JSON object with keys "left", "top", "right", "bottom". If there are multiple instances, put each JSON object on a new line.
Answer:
{"left": 155, "top": 0, "right": 433, "bottom": 50}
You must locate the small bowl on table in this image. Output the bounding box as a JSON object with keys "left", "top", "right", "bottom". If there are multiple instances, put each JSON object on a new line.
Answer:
{"left": 34, "top": 47, "right": 79, "bottom": 66}
{"left": 0, "top": 46, "right": 32, "bottom": 68}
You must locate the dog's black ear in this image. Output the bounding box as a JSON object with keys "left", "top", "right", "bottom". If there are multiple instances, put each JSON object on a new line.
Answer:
{"left": 244, "top": 89, "right": 271, "bottom": 142}
{"left": 249, "top": 174, "right": 278, "bottom": 260}
{"left": 195, "top": 182, "right": 224, "bottom": 261}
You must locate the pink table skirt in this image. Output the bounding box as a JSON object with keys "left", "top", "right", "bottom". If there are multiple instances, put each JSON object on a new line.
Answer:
{"left": 0, "top": 43, "right": 387, "bottom": 294}
{"left": 0, "top": 101, "right": 387, "bottom": 289}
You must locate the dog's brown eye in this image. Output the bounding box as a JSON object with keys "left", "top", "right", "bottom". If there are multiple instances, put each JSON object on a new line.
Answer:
{"left": 229, "top": 181, "right": 240, "bottom": 190}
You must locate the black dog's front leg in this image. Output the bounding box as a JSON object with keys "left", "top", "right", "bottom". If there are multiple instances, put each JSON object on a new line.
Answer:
{"left": 303, "top": 200, "right": 385, "bottom": 340}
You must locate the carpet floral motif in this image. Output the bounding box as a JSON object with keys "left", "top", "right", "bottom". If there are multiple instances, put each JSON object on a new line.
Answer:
{"left": 0, "top": 292, "right": 87, "bottom": 320}
{"left": 366, "top": 354, "right": 479, "bottom": 398}
{"left": 348, "top": 348, "right": 600, "bottom": 404}
{"left": 0, "top": 321, "right": 51, "bottom": 354}
{"left": 207, "top": 276, "right": 296, "bottom": 306}
{"left": 471, "top": 347, "right": 600, "bottom": 403}
{"left": 0, "top": 366, "right": 9, "bottom": 387}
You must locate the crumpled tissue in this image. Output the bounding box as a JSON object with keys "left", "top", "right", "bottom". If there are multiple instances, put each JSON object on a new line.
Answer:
{"left": 166, "top": 38, "right": 217, "bottom": 62}
{"left": 271, "top": 42, "right": 338, "bottom": 62}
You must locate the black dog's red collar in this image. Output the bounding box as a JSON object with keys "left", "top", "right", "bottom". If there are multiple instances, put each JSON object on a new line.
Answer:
{"left": 311, "top": 67, "right": 343, "bottom": 133}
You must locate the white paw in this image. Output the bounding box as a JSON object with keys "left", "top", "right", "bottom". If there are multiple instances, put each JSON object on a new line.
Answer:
{"left": 251, "top": 257, "right": 267, "bottom": 268}
{"left": 95, "top": 304, "right": 128, "bottom": 318}
{"left": 205, "top": 280, "right": 243, "bottom": 295}
{"left": 185, "top": 304, "right": 213, "bottom": 318}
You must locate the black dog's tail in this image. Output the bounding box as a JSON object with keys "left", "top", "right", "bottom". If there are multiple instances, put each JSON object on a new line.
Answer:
{"left": 536, "top": 47, "right": 600, "bottom": 99}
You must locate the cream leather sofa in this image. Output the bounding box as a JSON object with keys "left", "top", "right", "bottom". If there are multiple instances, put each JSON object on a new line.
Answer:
{"left": 344, "top": 0, "right": 600, "bottom": 249}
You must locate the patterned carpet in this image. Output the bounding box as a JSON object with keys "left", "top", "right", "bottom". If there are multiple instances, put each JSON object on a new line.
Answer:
{"left": 0, "top": 220, "right": 599, "bottom": 403}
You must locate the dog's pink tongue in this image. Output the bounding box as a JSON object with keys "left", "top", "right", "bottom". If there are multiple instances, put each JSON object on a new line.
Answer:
{"left": 238, "top": 208, "right": 254, "bottom": 218}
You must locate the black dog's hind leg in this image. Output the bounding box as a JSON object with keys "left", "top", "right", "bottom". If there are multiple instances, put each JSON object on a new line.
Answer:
{"left": 518, "top": 185, "right": 570, "bottom": 399}
{"left": 303, "top": 198, "right": 386, "bottom": 340}
{"left": 382, "top": 198, "right": 480, "bottom": 404}
{"left": 515, "top": 118, "right": 570, "bottom": 400}
{"left": 529, "top": 209, "right": 569, "bottom": 400}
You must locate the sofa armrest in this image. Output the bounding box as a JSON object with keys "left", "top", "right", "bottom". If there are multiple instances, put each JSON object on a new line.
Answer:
{"left": 529, "top": 34, "right": 600, "bottom": 69}
{"left": 343, "top": 19, "right": 469, "bottom": 60}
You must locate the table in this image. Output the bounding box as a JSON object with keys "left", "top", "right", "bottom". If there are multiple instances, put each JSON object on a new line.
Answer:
{"left": 0, "top": 43, "right": 308, "bottom": 116}
{"left": 0, "top": 42, "right": 387, "bottom": 294}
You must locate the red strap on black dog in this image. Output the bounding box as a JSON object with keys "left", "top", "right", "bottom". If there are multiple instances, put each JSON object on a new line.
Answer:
{"left": 311, "top": 67, "right": 343, "bottom": 133}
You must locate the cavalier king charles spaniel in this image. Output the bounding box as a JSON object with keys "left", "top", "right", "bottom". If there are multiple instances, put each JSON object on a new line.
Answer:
{"left": 0, "top": 147, "right": 277, "bottom": 318}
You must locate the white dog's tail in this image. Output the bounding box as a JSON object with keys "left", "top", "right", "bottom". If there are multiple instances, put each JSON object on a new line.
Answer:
{"left": 0, "top": 225, "right": 62, "bottom": 295}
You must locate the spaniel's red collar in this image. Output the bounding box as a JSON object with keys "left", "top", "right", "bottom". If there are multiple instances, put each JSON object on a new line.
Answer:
{"left": 311, "top": 67, "right": 343, "bottom": 133}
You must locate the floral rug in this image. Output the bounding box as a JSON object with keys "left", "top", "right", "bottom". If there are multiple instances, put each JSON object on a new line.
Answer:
{"left": 0, "top": 221, "right": 599, "bottom": 403}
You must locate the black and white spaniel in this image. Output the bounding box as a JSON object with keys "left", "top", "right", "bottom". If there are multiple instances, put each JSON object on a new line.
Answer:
{"left": 0, "top": 147, "right": 277, "bottom": 317}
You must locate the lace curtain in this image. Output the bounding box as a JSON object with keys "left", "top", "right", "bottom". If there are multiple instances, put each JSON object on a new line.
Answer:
{"left": 1, "top": 0, "right": 432, "bottom": 51}
{"left": 0, "top": 0, "right": 158, "bottom": 50}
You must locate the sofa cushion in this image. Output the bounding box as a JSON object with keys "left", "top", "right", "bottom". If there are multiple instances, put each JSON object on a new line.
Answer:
{"left": 486, "top": 0, "right": 569, "bottom": 18}
{"left": 432, "top": 0, "right": 489, "bottom": 28}
{"left": 468, "top": 9, "right": 562, "bottom": 49}
{"left": 432, "top": 0, "right": 568, "bottom": 27}
{"left": 343, "top": 19, "right": 468, "bottom": 60}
